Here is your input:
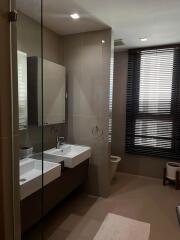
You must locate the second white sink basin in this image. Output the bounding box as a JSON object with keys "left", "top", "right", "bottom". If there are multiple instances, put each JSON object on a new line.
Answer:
{"left": 20, "top": 158, "right": 61, "bottom": 200}
{"left": 44, "top": 144, "right": 91, "bottom": 168}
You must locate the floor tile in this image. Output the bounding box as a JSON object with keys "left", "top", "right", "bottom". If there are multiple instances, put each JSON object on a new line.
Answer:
{"left": 28, "top": 173, "right": 180, "bottom": 240}
{"left": 59, "top": 214, "right": 82, "bottom": 231}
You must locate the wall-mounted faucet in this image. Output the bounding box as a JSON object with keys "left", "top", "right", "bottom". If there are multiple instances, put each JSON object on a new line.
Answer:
{"left": 56, "top": 136, "right": 65, "bottom": 149}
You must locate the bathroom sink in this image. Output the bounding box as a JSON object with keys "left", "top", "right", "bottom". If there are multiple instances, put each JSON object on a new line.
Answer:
{"left": 46, "top": 144, "right": 71, "bottom": 155}
{"left": 20, "top": 158, "right": 61, "bottom": 200}
{"left": 44, "top": 144, "right": 91, "bottom": 168}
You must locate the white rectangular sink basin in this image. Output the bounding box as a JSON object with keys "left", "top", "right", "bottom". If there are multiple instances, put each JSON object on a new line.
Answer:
{"left": 20, "top": 158, "right": 61, "bottom": 200}
{"left": 44, "top": 144, "right": 91, "bottom": 168}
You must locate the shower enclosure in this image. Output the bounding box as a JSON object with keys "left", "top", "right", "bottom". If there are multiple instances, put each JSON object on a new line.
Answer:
{"left": 0, "top": 0, "right": 113, "bottom": 239}
{"left": 0, "top": 0, "right": 43, "bottom": 239}
{"left": 17, "top": 0, "right": 44, "bottom": 239}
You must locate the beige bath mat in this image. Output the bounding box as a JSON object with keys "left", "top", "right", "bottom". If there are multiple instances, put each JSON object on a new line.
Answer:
{"left": 93, "top": 213, "right": 150, "bottom": 240}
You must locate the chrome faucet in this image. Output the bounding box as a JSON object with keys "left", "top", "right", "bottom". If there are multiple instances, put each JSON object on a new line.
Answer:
{"left": 56, "top": 136, "right": 65, "bottom": 149}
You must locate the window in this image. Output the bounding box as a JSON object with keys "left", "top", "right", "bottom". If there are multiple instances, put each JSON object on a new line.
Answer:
{"left": 17, "top": 51, "right": 28, "bottom": 130}
{"left": 126, "top": 47, "right": 180, "bottom": 159}
{"left": 108, "top": 55, "right": 114, "bottom": 143}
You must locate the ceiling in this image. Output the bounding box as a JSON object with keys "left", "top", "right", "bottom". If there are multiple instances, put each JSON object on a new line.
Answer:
{"left": 17, "top": 0, "right": 180, "bottom": 48}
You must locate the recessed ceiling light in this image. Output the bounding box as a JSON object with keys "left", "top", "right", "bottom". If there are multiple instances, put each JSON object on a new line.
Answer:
{"left": 70, "top": 13, "right": 80, "bottom": 20}
{"left": 140, "top": 37, "right": 148, "bottom": 42}
{"left": 102, "top": 40, "right": 106, "bottom": 44}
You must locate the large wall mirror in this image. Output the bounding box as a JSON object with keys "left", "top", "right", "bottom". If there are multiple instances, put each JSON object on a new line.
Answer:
{"left": 17, "top": 52, "right": 66, "bottom": 129}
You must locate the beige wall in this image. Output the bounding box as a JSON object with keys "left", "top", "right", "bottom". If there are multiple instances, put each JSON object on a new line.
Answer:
{"left": 64, "top": 29, "right": 112, "bottom": 197}
{"left": 0, "top": 7, "right": 14, "bottom": 239}
{"left": 17, "top": 13, "right": 66, "bottom": 152}
{"left": 17, "top": 13, "right": 64, "bottom": 64}
{"left": 43, "top": 27, "right": 64, "bottom": 65}
{"left": 112, "top": 51, "right": 167, "bottom": 179}
{"left": 17, "top": 13, "right": 41, "bottom": 57}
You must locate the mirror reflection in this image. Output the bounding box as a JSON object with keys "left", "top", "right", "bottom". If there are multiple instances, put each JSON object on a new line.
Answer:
{"left": 17, "top": 44, "right": 66, "bottom": 129}
{"left": 17, "top": 50, "right": 28, "bottom": 130}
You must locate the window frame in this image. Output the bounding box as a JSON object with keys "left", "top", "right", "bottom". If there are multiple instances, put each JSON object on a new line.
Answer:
{"left": 126, "top": 45, "right": 180, "bottom": 159}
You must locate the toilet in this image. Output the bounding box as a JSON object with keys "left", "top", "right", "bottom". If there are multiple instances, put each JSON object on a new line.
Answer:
{"left": 110, "top": 155, "right": 121, "bottom": 181}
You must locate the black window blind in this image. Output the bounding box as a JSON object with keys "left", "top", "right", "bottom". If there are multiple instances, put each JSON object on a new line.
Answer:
{"left": 126, "top": 46, "right": 180, "bottom": 159}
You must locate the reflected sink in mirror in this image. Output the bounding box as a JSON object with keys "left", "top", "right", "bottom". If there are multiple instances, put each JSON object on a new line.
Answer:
{"left": 44, "top": 144, "right": 91, "bottom": 168}
{"left": 20, "top": 158, "right": 61, "bottom": 200}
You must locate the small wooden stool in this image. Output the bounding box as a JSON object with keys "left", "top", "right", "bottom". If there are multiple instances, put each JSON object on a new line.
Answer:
{"left": 163, "top": 167, "right": 180, "bottom": 190}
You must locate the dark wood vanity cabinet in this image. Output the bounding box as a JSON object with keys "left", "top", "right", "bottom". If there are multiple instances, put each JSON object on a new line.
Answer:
{"left": 21, "top": 160, "right": 89, "bottom": 233}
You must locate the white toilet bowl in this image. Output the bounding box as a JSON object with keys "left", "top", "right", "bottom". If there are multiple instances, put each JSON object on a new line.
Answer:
{"left": 110, "top": 155, "right": 121, "bottom": 181}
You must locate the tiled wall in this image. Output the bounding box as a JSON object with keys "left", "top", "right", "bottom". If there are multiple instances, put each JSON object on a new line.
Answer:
{"left": 64, "top": 30, "right": 112, "bottom": 197}
{"left": 17, "top": 13, "right": 113, "bottom": 196}
{"left": 20, "top": 124, "right": 66, "bottom": 152}
{"left": 112, "top": 51, "right": 167, "bottom": 178}
{"left": 17, "top": 13, "right": 66, "bottom": 153}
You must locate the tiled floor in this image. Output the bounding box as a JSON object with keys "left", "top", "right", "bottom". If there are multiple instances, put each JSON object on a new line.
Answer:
{"left": 25, "top": 173, "right": 180, "bottom": 240}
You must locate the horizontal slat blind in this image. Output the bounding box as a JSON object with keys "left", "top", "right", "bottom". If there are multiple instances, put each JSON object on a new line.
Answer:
{"left": 109, "top": 56, "right": 114, "bottom": 143}
{"left": 126, "top": 47, "right": 180, "bottom": 159}
{"left": 139, "top": 49, "right": 174, "bottom": 114}
{"left": 18, "top": 51, "right": 28, "bottom": 130}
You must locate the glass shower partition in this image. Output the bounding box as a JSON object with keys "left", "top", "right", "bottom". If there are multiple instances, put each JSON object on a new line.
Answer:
{"left": 16, "top": 0, "right": 43, "bottom": 238}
